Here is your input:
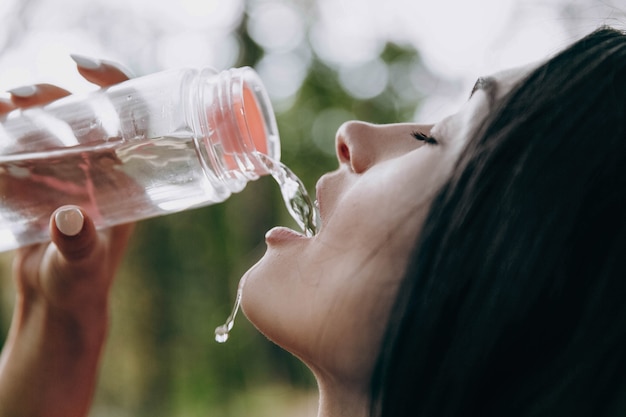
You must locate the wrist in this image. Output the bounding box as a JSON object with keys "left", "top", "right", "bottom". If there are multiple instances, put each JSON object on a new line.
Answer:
{"left": 45, "top": 301, "right": 109, "bottom": 352}
{"left": 15, "top": 292, "right": 109, "bottom": 352}
{"left": 0, "top": 295, "right": 108, "bottom": 417}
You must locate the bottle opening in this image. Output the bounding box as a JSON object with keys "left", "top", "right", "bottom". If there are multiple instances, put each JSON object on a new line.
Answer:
{"left": 235, "top": 84, "right": 268, "bottom": 157}
{"left": 193, "top": 67, "right": 280, "bottom": 194}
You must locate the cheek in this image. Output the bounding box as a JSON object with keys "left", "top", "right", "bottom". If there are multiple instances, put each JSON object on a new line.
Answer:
{"left": 239, "top": 156, "right": 439, "bottom": 370}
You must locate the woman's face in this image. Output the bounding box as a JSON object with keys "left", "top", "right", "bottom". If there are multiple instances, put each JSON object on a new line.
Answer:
{"left": 242, "top": 65, "right": 531, "bottom": 388}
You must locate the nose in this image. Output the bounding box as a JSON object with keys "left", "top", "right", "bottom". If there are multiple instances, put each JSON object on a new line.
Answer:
{"left": 335, "top": 121, "right": 434, "bottom": 173}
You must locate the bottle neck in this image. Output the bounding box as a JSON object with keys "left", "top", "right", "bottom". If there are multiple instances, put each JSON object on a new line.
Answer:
{"left": 190, "top": 67, "right": 280, "bottom": 194}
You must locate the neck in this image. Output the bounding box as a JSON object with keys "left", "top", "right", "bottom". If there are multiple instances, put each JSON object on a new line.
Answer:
{"left": 315, "top": 372, "right": 370, "bottom": 417}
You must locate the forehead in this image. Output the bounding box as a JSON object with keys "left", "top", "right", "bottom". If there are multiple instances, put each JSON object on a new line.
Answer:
{"left": 430, "top": 61, "right": 542, "bottom": 154}
{"left": 489, "top": 61, "right": 541, "bottom": 101}
{"left": 431, "top": 61, "right": 543, "bottom": 147}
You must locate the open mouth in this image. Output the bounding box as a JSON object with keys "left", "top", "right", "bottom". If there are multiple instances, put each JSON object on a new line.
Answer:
{"left": 254, "top": 151, "right": 320, "bottom": 237}
{"left": 283, "top": 188, "right": 320, "bottom": 237}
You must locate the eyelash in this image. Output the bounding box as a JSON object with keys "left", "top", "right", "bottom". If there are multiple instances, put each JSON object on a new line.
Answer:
{"left": 411, "top": 131, "right": 438, "bottom": 145}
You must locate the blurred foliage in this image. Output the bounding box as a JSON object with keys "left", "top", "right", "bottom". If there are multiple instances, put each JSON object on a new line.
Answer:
{"left": 0, "top": 2, "right": 424, "bottom": 416}
{"left": 1, "top": 0, "right": 621, "bottom": 413}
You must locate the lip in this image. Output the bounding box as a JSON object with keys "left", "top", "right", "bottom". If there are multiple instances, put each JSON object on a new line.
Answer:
{"left": 265, "top": 226, "right": 309, "bottom": 245}
{"left": 315, "top": 175, "right": 328, "bottom": 221}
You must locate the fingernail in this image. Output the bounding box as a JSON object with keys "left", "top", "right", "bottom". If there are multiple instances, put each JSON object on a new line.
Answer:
{"left": 55, "top": 206, "right": 85, "bottom": 237}
{"left": 104, "top": 60, "right": 135, "bottom": 79}
{"left": 70, "top": 54, "right": 102, "bottom": 70}
{"left": 113, "top": 63, "right": 136, "bottom": 79}
{"left": 8, "top": 85, "right": 38, "bottom": 98}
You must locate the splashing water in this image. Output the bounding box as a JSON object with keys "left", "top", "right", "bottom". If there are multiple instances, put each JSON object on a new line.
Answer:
{"left": 214, "top": 155, "right": 320, "bottom": 343}
{"left": 257, "top": 153, "right": 321, "bottom": 237}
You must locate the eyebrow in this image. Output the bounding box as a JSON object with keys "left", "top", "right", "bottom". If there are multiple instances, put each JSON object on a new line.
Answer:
{"left": 469, "top": 76, "right": 497, "bottom": 108}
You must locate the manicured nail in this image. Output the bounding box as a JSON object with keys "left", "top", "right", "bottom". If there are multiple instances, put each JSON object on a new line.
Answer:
{"left": 55, "top": 206, "right": 84, "bottom": 237}
{"left": 70, "top": 54, "right": 102, "bottom": 70}
{"left": 112, "top": 63, "right": 136, "bottom": 79}
{"left": 0, "top": 97, "right": 13, "bottom": 107}
{"left": 8, "top": 85, "right": 37, "bottom": 98}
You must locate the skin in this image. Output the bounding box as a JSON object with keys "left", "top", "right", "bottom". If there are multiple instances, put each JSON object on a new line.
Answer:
{"left": 242, "top": 66, "right": 532, "bottom": 416}
{"left": 0, "top": 61, "right": 532, "bottom": 417}
{"left": 0, "top": 61, "right": 133, "bottom": 417}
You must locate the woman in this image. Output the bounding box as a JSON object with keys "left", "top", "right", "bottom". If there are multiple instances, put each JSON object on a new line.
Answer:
{"left": 1, "top": 27, "right": 625, "bottom": 417}
{"left": 371, "top": 27, "right": 626, "bottom": 416}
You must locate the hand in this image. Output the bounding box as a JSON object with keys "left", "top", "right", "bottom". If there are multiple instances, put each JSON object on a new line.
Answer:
{"left": 0, "top": 56, "right": 134, "bottom": 417}
{"left": 6, "top": 55, "right": 134, "bottom": 322}
{"left": 0, "top": 56, "right": 141, "bottom": 244}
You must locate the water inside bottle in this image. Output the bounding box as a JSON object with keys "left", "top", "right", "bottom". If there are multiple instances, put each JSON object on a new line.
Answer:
{"left": 214, "top": 156, "right": 320, "bottom": 343}
{"left": 0, "top": 135, "right": 229, "bottom": 251}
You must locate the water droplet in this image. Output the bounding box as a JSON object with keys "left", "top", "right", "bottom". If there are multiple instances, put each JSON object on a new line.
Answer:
{"left": 214, "top": 325, "right": 230, "bottom": 343}
{"left": 214, "top": 279, "right": 243, "bottom": 343}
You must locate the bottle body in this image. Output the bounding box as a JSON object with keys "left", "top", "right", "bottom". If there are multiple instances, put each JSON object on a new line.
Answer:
{"left": 0, "top": 67, "right": 280, "bottom": 251}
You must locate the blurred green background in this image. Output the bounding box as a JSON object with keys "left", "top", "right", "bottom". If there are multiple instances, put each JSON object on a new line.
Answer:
{"left": 0, "top": 0, "right": 622, "bottom": 415}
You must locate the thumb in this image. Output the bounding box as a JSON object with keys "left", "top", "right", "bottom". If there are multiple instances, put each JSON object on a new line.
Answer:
{"left": 50, "top": 205, "right": 98, "bottom": 262}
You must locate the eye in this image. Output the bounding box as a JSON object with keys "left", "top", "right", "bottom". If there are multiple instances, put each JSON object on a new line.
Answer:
{"left": 470, "top": 77, "right": 485, "bottom": 98}
{"left": 411, "top": 131, "right": 438, "bottom": 145}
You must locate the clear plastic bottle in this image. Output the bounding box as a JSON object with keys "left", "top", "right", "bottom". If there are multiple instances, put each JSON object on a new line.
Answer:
{"left": 0, "top": 67, "right": 280, "bottom": 251}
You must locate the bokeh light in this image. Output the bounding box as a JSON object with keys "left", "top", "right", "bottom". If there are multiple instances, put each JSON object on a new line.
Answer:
{"left": 338, "top": 58, "right": 389, "bottom": 99}
{"left": 256, "top": 49, "right": 311, "bottom": 103}
{"left": 247, "top": 2, "right": 305, "bottom": 53}
{"left": 0, "top": 1, "right": 624, "bottom": 417}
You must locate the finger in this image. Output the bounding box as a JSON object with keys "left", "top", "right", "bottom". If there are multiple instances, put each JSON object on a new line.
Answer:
{"left": 50, "top": 205, "right": 97, "bottom": 262}
{"left": 9, "top": 84, "right": 71, "bottom": 109}
{"left": 0, "top": 97, "right": 16, "bottom": 114}
{"left": 103, "top": 222, "right": 135, "bottom": 272}
{"left": 70, "top": 54, "right": 133, "bottom": 87}
{"left": 12, "top": 242, "right": 46, "bottom": 296}
{"left": 51, "top": 205, "right": 134, "bottom": 268}
{"left": 44, "top": 206, "right": 113, "bottom": 312}
{"left": 12, "top": 206, "right": 99, "bottom": 300}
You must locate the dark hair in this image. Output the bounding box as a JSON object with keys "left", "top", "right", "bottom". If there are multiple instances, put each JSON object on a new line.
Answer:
{"left": 372, "top": 27, "right": 626, "bottom": 417}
